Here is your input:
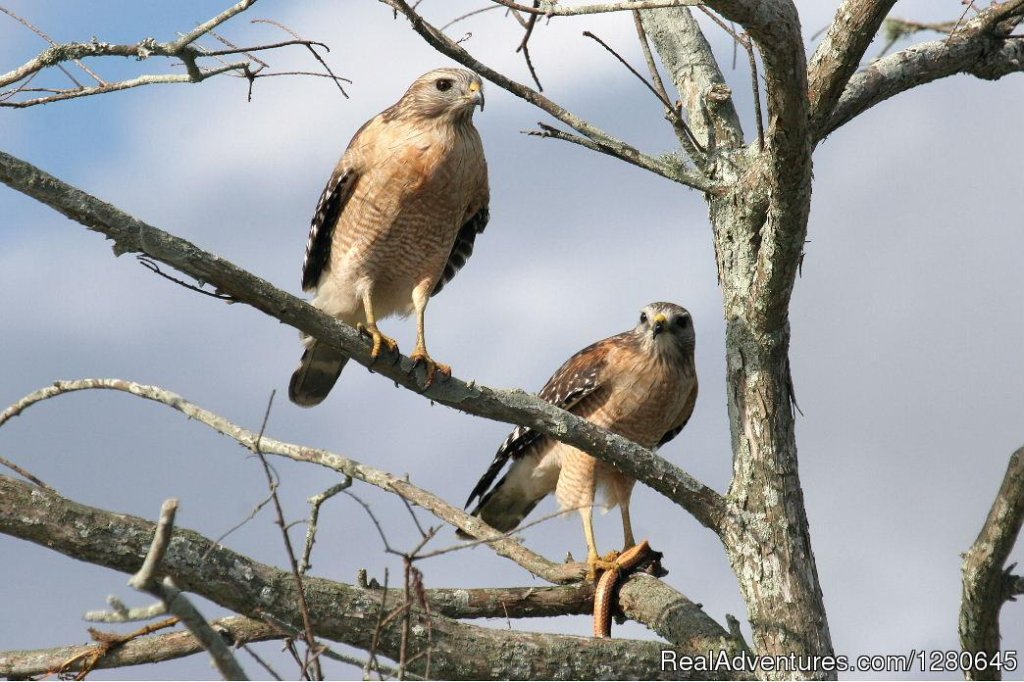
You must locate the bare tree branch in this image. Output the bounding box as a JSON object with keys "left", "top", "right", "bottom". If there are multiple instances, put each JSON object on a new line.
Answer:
{"left": 488, "top": 0, "right": 701, "bottom": 16}
{"left": 0, "top": 151, "right": 729, "bottom": 541}
{"left": 960, "top": 445, "right": 1024, "bottom": 681}
{"left": 0, "top": 616, "right": 279, "bottom": 679}
{"left": 380, "top": 0, "right": 716, "bottom": 192}
{"left": 0, "top": 475, "right": 740, "bottom": 680}
{"left": 807, "top": 0, "right": 898, "bottom": 135}
{"left": 0, "top": 377, "right": 581, "bottom": 585}
{"left": 636, "top": 7, "right": 743, "bottom": 153}
{"left": 820, "top": 1, "right": 1024, "bottom": 140}
{"left": 128, "top": 498, "right": 250, "bottom": 680}
{"left": 0, "top": 1, "right": 348, "bottom": 107}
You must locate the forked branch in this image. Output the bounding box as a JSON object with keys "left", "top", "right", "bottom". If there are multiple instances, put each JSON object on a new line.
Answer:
{"left": 0, "top": 1, "right": 349, "bottom": 107}
{"left": 0, "top": 475, "right": 739, "bottom": 679}
{"left": 819, "top": 0, "right": 1024, "bottom": 140}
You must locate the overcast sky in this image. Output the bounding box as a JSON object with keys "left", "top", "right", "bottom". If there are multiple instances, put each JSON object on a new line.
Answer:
{"left": 2, "top": 1, "right": 1022, "bottom": 680}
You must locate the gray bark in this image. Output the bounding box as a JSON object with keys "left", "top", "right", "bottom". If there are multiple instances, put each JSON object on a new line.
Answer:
{"left": 640, "top": 6, "right": 832, "bottom": 678}
{"left": 0, "top": 474, "right": 741, "bottom": 680}
{"left": 960, "top": 446, "right": 1024, "bottom": 681}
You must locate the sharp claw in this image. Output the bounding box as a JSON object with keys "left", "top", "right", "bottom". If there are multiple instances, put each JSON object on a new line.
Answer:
{"left": 356, "top": 323, "right": 398, "bottom": 362}
{"left": 409, "top": 350, "right": 451, "bottom": 389}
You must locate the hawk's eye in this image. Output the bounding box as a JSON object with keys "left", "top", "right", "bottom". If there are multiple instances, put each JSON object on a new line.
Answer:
{"left": 639, "top": 312, "right": 648, "bottom": 324}
{"left": 676, "top": 316, "right": 689, "bottom": 328}
{"left": 435, "top": 78, "right": 454, "bottom": 92}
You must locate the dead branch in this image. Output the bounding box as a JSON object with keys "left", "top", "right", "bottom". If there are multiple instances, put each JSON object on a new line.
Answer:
{"left": 960, "top": 445, "right": 1024, "bottom": 681}
{"left": 0, "top": 377, "right": 580, "bottom": 584}
{"left": 631, "top": 10, "right": 705, "bottom": 159}
{"left": 0, "top": 474, "right": 739, "bottom": 680}
{"left": 126, "top": 499, "right": 248, "bottom": 680}
{"left": 820, "top": 0, "right": 1024, "bottom": 140}
{"left": 487, "top": 0, "right": 701, "bottom": 16}
{"left": 0, "top": 150, "right": 729, "bottom": 541}
{"left": 635, "top": 8, "right": 744, "bottom": 153}
{"left": 0, "top": 617, "right": 277, "bottom": 679}
{"left": 0, "top": 1, "right": 348, "bottom": 107}
{"left": 250, "top": 391, "right": 323, "bottom": 681}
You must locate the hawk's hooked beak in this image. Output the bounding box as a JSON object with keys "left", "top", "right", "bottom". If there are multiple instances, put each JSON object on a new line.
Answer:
{"left": 468, "top": 80, "right": 485, "bottom": 111}
{"left": 652, "top": 313, "right": 667, "bottom": 337}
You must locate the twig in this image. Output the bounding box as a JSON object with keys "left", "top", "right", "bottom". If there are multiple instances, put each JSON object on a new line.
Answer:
{"left": 84, "top": 596, "right": 167, "bottom": 623}
{"left": 241, "top": 645, "right": 284, "bottom": 681}
{"left": 440, "top": 5, "right": 502, "bottom": 32}
{"left": 128, "top": 498, "right": 249, "bottom": 680}
{"left": 381, "top": 0, "right": 714, "bottom": 192}
{"left": 138, "top": 256, "right": 236, "bottom": 301}
{"left": 250, "top": 19, "right": 350, "bottom": 98}
{"left": 0, "top": 5, "right": 103, "bottom": 85}
{"left": 399, "top": 494, "right": 429, "bottom": 540}
{"left": 0, "top": 2, "right": 349, "bottom": 107}
{"left": 586, "top": 27, "right": 703, "bottom": 156}
{"left": 251, "top": 390, "right": 323, "bottom": 681}
{"left": 0, "top": 453, "right": 53, "bottom": 490}
{"left": 0, "top": 616, "right": 280, "bottom": 679}
{"left": 0, "top": 377, "right": 587, "bottom": 583}
{"left": 366, "top": 568, "right": 391, "bottom": 680}
{"left": 517, "top": 1, "right": 544, "bottom": 91}
{"left": 299, "top": 478, "right": 353, "bottom": 574}
{"left": 631, "top": 10, "right": 704, "bottom": 160}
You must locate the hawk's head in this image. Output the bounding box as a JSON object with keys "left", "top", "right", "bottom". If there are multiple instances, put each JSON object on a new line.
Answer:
{"left": 394, "top": 68, "right": 484, "bottom": 122}
{"left": 634, "top": 302, "right": 695, "bottom": 359}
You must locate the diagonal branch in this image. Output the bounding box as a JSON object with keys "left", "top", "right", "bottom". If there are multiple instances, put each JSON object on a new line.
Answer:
{"left": 128, "top": 499, "right": 249, "bottom": 680}
{"left": 820, "top": 1, "right": 1024, "bottom": 140}
{"left": 960, "top": 445, "right": 1024, "bottom": 681}
{"left": 381, "top": 0, "right": 715, "bottom": 192}
{"left": 0, "top": 378, "right": 578, "bottom": 585}
{"left": 487, "top": 0, "right": 702, "bottom": 16}
{"left": 0, "top": 616, "right": 280, "bottom": 679}
{"left": 0, "top": 475, "right": 740, "bottom": 680}
{"left": 807, "top": 0, "right": 898, "bottom": 135}
{"left": 0, "top": 150, "right": 728, "bottom": 539}
{"left": 636, "top": 7, "right": 743, "bottom": 153}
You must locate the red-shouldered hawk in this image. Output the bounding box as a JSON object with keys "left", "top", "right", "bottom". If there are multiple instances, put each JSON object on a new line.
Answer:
{"left": 289, "top": 68, "right": 489, "bottom": 406}
{"left": 463, "top": 302, "right": 698, "bottom": 575}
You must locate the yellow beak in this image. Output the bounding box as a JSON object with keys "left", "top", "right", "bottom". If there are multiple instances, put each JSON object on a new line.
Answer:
{"left": 468, "top": 80, "right": 484, "bottom": 110}
{"left": 652, "top": 313, "right": 667, "bottom": 336}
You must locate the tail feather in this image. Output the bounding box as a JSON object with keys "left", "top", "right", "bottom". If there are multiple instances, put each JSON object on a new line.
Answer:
{"left": 457, "top": 452, "right": 556, "bottom": 538}
{"left": 288, "top": 340, "right": 348, "bottom": 406}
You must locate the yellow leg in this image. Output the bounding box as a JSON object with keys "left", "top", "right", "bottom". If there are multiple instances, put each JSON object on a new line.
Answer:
{"left": 582, "top": 507, "right": 620, "bottom": 581}
{"left": 408, "top": 299, "right": 450, "bottom": 388}
{"left": 621, "top": 504, "right": 636, "bottom": 551}
{"left": 356, "top": 291, "right": 398, "bottom": 361}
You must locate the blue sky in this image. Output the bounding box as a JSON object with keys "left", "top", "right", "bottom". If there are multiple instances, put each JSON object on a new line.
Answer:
{"left": 2, "top": 1, "right": 1023, "bottom": 679}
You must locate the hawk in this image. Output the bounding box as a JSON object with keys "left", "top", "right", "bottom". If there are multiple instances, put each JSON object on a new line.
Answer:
{"left": 289, "top": 68, "right": 489, "bottom": 406}
{"left": 463, "top": 302, "right": 698, "bottom": 574}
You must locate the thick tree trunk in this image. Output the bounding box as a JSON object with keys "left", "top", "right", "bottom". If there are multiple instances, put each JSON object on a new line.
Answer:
{"left": 641, "top": 6, "right": 833, "bottom": 676}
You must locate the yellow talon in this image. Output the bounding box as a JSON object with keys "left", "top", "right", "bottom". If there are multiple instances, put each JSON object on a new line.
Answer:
{"left": 409, "top": 347, "right": 451, "bottom": 388}
{"left": 357, "top": 322, "right": 399, "bottom": 361}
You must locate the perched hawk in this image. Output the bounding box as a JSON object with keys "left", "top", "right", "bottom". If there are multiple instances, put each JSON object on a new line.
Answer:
{"left": 289, "top": 68, "right": 489, "bottom": 405}
{"left": 464, "top": 302, "right": 698, "bottom": 573}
